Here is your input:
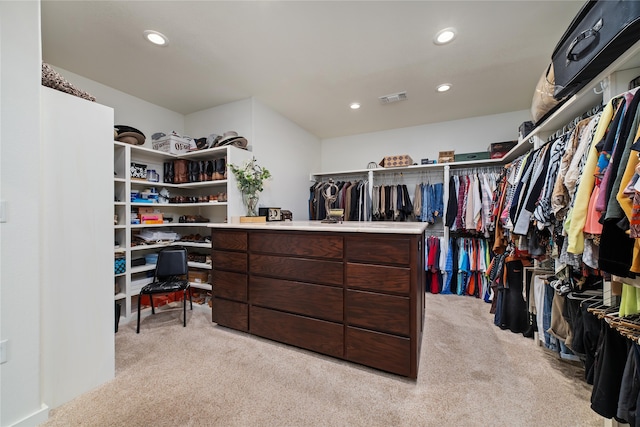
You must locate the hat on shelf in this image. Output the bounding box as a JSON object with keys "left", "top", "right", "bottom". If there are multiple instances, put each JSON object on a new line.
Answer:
{"left": 114, "top": 125, "right": 146, "bottom": 145}
{"left": 215, "top": 131, "right": 248, "bottom": 149}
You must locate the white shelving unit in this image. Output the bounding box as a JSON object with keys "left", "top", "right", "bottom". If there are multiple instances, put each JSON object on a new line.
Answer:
{"left": 114, "top": 141, "right": 251, "bottom": 322}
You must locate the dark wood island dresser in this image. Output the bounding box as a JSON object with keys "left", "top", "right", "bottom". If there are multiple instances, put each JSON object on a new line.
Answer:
{"left": 209, "top": 221, "right": 427, "bottom": 379}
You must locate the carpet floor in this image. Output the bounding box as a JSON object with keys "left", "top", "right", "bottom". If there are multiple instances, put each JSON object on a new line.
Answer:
{"left": 41, "top": 293, "right": 601, "bottom": 426}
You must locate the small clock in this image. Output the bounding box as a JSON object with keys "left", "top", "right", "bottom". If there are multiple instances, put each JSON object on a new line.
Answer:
{"left": 268, "top": 208, "right": 281, "bottom": 221}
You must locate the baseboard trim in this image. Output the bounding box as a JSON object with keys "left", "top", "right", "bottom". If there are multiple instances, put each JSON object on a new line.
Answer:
{"left": 10, "top": 404, "right": 49, "bottom": 427}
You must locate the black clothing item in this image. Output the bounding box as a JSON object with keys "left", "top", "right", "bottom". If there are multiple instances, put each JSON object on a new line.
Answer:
{"left": 599, "top": 217, "right": 635, "bottom": 276}
{"left": 617, "top": 344, "right": 640, "bottom": 426}
{"left": 349, "top": 183, "right": 359, "bottom": 221}
{"left": 445, "top": 176, "right": 457, "bottom": 227}
{"left": 591, "top": 319, "right": 630, "bottom": 419}
{"left": 583, "top": 302, "right": 602, "bottom": 384}
{"left": 500, "top": 259, "right": 529, "bottom": 334}
{"left": 385, "top": 186, "right": 393, "bottom": 220}
{"left": 564, "top": 297, "right": 586, "bottom": 356}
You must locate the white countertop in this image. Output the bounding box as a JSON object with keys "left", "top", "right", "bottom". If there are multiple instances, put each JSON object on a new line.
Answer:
{"left": 208, "top": 220, "right": 428, "bottom": 234}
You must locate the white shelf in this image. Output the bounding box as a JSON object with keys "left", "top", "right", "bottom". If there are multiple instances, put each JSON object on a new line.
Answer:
{"left": 131, "top": 202, "right": 227, "bottom": 207}
{"left": 114, "top": 201, "right": 126, "bottom": 206}
{"left": 131, "top": 241, "right": 211, "bottom": 250}
{"left": 129, "top": 144, "right": 231, "bottom": 161}
{"left": 176, "top": 241, "right": 211, "bottom": 249}
{"left": 114, "top": 177, "right": 126, "bottom": 183}
{"left": 130, "top": 223, "right": 213, "bottom": 228}
{"left": 130, "top": 264, "right": 156, "bottom": 274}
{"left": 188, "top": 262, "right": 212, "bottom": 270}
{"left": 130, "top": 243, "right": 171, "bottom": 251}
{"left": 114, "top": 293, "right": 126, "bottom": 301}
{"left": 190, "top": 282, "right": 212, "bottom": 291}
{"left": 130, "top": 179, "right": 227, "bottom": 189}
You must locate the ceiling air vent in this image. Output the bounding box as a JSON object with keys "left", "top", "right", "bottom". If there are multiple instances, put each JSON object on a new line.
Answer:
{"left": 379, "top": 91, "right": 407, "bottom": 104}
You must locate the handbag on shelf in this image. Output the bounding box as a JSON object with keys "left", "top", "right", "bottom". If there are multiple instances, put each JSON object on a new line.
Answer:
{"left": 552, "top": 0, "right": 640, "bottom": 100}
{"left": 531, "top": 63, "right": 566, "bottom": 125}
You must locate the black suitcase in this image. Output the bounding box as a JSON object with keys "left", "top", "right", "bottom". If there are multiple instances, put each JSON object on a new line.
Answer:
{"left": 552, "top": 0, "right": 640, "bottom": 100}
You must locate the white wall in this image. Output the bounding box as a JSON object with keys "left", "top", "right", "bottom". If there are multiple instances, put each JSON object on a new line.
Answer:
{"left": 251, "top": 98, "right": 321, "bottom": 219}
{"left": 50, "top": 67, "right": 184, "bottom": 148}
{"left": 40, "top": 86, "right": 115, "bottom": 410}
{"left": 0, "top": 1, "right": 49, "bottom": 426}
{"left": 320, "top": 110, "right": 531, "bottom": 172}
{"left": 184, "top": 98, "right": 253, "bottom": 145}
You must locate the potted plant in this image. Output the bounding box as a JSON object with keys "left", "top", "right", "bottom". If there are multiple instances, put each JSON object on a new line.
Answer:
{"left": 229, "top": 157, "right": 271, "bottom": 217}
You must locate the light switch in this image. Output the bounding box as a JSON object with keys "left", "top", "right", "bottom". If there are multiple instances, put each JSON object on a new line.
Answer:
{"left": 0, "top": 200, "right": 6, "bottom": 223}
{"left": 0, "top": 339, "right": 8, "bottom": 364}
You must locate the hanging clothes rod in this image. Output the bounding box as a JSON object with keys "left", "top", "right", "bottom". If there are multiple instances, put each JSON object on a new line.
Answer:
{"left": 450, "top": 165, "right": 503, "bottom": 175}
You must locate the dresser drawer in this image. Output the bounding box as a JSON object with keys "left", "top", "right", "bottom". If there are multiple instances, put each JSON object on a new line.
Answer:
{"left": 345, "top": 235, "right": 411, "bottom": 265}
{"left": 250, "top": 254, "right": 343, "bottom": 286}
{"left": 212, "top": 270, "right": 247, "bottom": 301}
{"left": 346, "top": 262, "right": 410, "bottom": 295}
{"left": 212, "top": 230, "right": 247, "bottom": 251}
{"left": 346, "top": 290, "right": 410, "bottom": 336}
{"left": 250, "top": 276, "right": 343, "bottom": 322}
{"left": 212, "top": 298, "right": 248, "bottom": 332}
{"left": 250, "top": 306, "right": 343, "bottom": 358}
{"left": 250, "top": 232, "right": 343, "bottom": 259}
{"left": 213, "top": 250, "right": 247, "bottom": 273}
{"left": 346, "top": 326, "right": 411, "bottom": 377}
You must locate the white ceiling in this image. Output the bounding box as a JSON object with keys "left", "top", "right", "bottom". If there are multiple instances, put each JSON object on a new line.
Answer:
{"left": 40, "top": 1, "right": 585, "bottom": 139}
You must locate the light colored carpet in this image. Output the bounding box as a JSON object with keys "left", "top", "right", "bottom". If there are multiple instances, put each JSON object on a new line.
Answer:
{"left": 41, "top": 294, "right": 601, "bottom": 426}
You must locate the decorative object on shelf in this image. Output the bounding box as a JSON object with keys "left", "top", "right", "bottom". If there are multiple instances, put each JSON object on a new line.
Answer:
{"left": 281, "top": 210, "right": 293, "bottom": 221}
{"left": 438, "top": 150, "right": 455, "bottom": 163}
{"left": 114, "top": 255, "right": 126, "bottom": 274}
{"left": 259, "top": 207, "right": 282, "bottom": 221}
{"left": 41, "top": 62, "right": 96, "bottom": 102}
{"left": 489, "top": 141, "right": 517, "bottom": 159}
{"left": 320, "top": 179, "right": 343, "bottom": 223}
{"left": 146, "top": 169, "right": 159, "bottom": 182}
{"left": 367, "top": 161, "right": 378, "bottom": 169}
{"left": 158, "top": 188, "right": 170, "bottom": 204}
{"left": 229, "top": 157, "right": 271, "bottom": 217}
{"left": 130, "top": 162, "right": 147, "bottom": 179}
{"left": 216, "top": 131, "right": 248, "bottom": 149}
{"left": 115, "top": 125, "right": 146, "bottom": 145}
{"left": 379, "top": 154, "right": 413, "bottom": 168}
{"left": 151, "top": 132, "right": 191, "bottom": 154}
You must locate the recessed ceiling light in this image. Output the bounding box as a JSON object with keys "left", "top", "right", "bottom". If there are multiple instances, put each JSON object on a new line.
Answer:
{"left": 436, "top": 83, "right": 452, "bottom": 93}
{"left": 143, "top": 30, "right": 169, "bottom": 46}
{"left": 350, "top": 102, "right": 361, "bottom": 110}
{"left": 434, "top": 28, "right": 456, "bottom": 45}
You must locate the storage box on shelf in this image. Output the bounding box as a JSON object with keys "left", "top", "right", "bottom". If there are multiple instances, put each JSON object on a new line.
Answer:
{"left": 113, "top": 140, "right": 250, "bottom": 322}
{"left": 151, "top": 134, "right": 191, "bottom": 154}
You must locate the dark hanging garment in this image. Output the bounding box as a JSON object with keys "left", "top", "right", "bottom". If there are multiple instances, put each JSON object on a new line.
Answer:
{"left": 446, "top": 176, "right": 458, "bottom": 227}
{"left": 583, "top": 301, "right": 602, "bottom": 384}
{"left": 350, "top": 182, "right": 359, "bottom": 221}
{"left": 598, "top": 218, "right": 634, "bottom": 276}
{"left": 590, "top": 320, "right": 631, "bottom": 420}
{"left": 401, "top": 184, "right": 413, "bottom": 220}
{"left": 500, "top": 259, "right": 529, "bottom": 334}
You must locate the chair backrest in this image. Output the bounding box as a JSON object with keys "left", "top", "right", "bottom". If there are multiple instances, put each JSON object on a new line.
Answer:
{"left": 154, "top": 246, "right": 188, "bottom": 279}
